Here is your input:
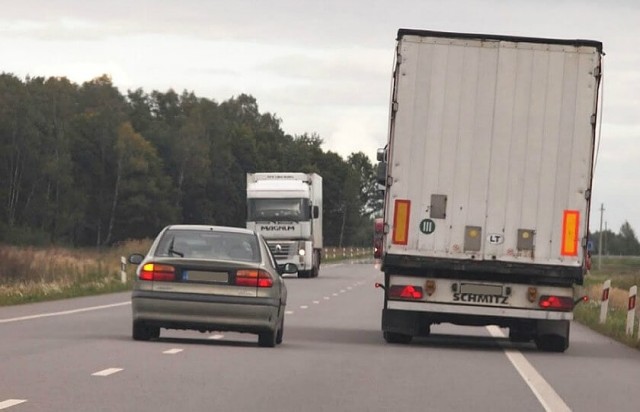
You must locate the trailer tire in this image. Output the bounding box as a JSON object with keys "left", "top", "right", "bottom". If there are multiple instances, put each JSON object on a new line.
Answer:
{"left": 298, "top": 270, "right": 312, "bottom": 278}
{"left": 383, "top": 331, "right": 412, "bottom": 344}
{"left": 535, "top": 320, "right": 570, "bottom": 352}
{"left": 535, "top": 335, "right": 568, "bottom": 352}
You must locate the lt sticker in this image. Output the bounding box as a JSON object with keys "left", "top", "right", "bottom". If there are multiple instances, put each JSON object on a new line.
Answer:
{"left": 487, "top": 234, "right": 504, "bottom": 245}
{"left": 419, "top": 219, "right": 436, "bottom": 234}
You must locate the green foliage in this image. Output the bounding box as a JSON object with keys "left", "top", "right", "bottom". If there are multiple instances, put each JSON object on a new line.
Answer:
{"left": 0, "top": 74, "right": 381, "bottom": 247}
{"left": 590, "top": 221, "right": 640, "bottom": 256}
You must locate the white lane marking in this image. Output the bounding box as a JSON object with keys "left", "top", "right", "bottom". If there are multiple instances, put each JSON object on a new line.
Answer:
{"left": 486, "top": 326, "right": 571, "bottom": 412}
{"left": 312, "top": 300, "right": 320, "bottom": 304}
{"left": 323, "top": 297, "right": 330, "bottom": 300}
{"left": 300, "top": 305, "right": 308, "bottom": 309}
{"left": 163, "top": 348, "right": 183, "bottom": 354}
{"left": 92, "top": 368, "right": 123, "bottom": 377}
{"left": 339, "top": 289, "right": 346, "bottom": 293}
{"left": 0, "top": 400, "right": 27, "bottom": 410}
{"left": 332, "top": 293, "right": 338, "bottom": 296}
{"left": 347, "top": 286, "right": 352, "bottom": 290}
{"left": 0, "top": 302, "right": 131, "bottom": 324}
{"left": 208, "top": 334, "right": 224, "bottom": 340}
{"left": 285, "top": 310, "right": 294, "bottom": 315}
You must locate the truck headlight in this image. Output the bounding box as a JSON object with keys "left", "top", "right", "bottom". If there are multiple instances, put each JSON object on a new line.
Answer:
{"left": 298, "top": 249, "right": 306, "bottom": 256}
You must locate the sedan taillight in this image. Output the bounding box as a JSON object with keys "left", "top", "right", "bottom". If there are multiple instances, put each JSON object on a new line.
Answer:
{"left": 235, "top": 270, "right": 273, "bottom": 288}
{"left": 140, "top": 263, "right": 176, "bottom": 281}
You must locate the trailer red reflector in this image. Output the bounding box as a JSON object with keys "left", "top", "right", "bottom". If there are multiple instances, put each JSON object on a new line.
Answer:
{"left": 538, "top": 295, "right": 573, "bottom": 311}
{"left": 561, "top": 210, "right": 579, "bottom": 256}
{"left": 389, "top": 285, "right": 423, "bottom": 300}
{"left": 392, "top": 200, "right": 411, "bottom": 245}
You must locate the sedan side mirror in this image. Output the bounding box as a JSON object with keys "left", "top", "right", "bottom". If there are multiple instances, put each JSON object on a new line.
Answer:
{"left": 128, "top": 254, "right": 144, "bottom": 265}
{"left": 278, "top": 263, "right": 298, "bottom": 274}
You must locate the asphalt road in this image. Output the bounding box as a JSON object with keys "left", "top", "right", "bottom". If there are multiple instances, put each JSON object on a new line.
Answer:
{"left": 2, "top": 262, "right": 640, "bottom": 411}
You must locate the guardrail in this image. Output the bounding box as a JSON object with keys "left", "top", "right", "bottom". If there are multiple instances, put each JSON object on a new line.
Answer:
{"left": 322, "top": 247, "right": 373, "bottom": 261}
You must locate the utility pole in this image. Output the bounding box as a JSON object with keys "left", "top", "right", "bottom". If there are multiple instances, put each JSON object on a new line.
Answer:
{"left": 598, "top": 203, "right": 604, "bottom": 270}
{"left": 604, "top": 221, "right": 608, "bottom": 256}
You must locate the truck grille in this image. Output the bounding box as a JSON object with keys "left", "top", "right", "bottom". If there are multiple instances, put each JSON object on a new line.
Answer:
{"left": 268, "top": 242, "right": 292, "bottom": 260}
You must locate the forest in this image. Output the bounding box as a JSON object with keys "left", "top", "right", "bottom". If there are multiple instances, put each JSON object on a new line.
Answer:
{"left": 2, "top": 73, "right": 639, "bottom": 255}
{"left": 0, "top": 74, "right": 381, "bottom": 248}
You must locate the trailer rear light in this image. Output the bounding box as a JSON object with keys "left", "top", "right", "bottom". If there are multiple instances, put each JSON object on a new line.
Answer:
{"left": 538, "top": 295, "right": 574, "bottom": 311}
{"left": 236, "top": 269, "right": 273, "bottom": 288}
{"left": 140, "top": 263, "right": 176, "bottom": 281}
{"left": 389, "top": 285, "right": 423, "bottom": 300}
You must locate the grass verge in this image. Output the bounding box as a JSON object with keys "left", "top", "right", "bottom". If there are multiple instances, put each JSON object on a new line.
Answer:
{"left": 0, "top": 240, "right": 150, "bottom": 307}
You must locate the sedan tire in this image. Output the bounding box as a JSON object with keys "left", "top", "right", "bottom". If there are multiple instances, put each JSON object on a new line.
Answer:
{"left": 258, "top": 329, "right": 277, "bottom": 347}
{"left": 276, "top": 316, "right": 284, "bottom": 344}
{"left": 383, "top": 331, "right": 412, "bottom": 344}
{"left": 132, "top": 321, "right": 160, "bottom": 341}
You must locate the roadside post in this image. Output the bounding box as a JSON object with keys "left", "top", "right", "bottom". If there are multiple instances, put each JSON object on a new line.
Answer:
{"left": 120, "top": 256, "right": 127, "bottom": 284}
{"left": 627, "top": 286, "right": 637, "bottom": 336}
{"left": 599, "top": 279, "right": 610, "bottom": 324}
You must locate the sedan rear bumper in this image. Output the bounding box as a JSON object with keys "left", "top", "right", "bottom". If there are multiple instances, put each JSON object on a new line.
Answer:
{"left": 132, "top": 291, "right": 282, "bottom": 334}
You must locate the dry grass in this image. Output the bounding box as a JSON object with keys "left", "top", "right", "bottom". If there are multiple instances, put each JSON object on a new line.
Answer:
{"left": 0, "top": 239, "right": 152, "bottom": 306}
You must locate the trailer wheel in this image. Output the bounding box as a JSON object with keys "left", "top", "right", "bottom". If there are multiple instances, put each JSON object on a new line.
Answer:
{"left": 535, "top": 320, "right": 570, "bottom": 352}
{"left": 383, "top": 331, "right": 412, "bottom": 344}
{"left": 298, "top": 270, "right": 312, "bottom": 278}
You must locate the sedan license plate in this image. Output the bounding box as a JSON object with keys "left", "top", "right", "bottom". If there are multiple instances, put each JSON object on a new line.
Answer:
{"left": 460, "top": 283, "right": 503, "bottom": 296}
{"left": 184, "top": 270, "right": 228, "bottom": 283}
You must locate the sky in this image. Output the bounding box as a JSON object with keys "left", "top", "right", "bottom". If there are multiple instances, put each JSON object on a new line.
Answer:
{"left": 1, "top": 0, "right": 638, "bottom": 235}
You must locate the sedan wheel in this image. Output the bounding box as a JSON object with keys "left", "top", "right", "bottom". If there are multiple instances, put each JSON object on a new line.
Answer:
{"left": 132, "top": 321, "right": 160, "bottom": 341}
{"left": 276, "top": 316, "right": 284, "bottom": 344}
{"left": 383, "top": 331, "right": 412, "bottom": 344}
{"left": 258, "top": 329, "right": 277, "bottom": 347}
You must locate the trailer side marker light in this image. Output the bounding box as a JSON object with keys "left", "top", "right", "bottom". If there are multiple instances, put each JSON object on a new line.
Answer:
{"left": 561, "top": 210, "right": 579, "bottom": 256}
{"left": 392, "top": 199, "right": 411, "bottom": 245}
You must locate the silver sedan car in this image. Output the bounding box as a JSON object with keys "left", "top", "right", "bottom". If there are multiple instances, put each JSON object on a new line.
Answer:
{"left": 128, "top": 225, "right": 295, "bottom": 347}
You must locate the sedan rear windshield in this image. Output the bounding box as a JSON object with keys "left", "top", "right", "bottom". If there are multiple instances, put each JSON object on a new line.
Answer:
{"left": 155, "top": 230, "right": 260, "bottom": 262}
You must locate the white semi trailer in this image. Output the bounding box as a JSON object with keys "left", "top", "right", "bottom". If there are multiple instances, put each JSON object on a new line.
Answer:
{"left": 376, "top": 29, "right": 603, "bottom": 352}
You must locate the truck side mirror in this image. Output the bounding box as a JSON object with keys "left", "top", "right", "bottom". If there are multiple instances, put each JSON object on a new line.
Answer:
{"left": 376, "top": 148, "right": 386, "bottom": 162}
{"left": 313, "top": 205, "right": 319, "bottom": 219}
{"left": 376, "top": 161, "right": 387, "bottom": 186}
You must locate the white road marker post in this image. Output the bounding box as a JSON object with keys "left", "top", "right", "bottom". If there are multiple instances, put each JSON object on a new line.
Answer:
{"left": 120, "top": 256, "right": 127, "bottom": 284}
{"left": 599, "top": 279, "right": 611, "bottom": 324}
{"left": 626, "top": 286, "right": 637, "bottom": 336}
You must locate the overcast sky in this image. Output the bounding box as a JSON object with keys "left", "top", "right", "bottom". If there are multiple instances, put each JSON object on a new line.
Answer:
{"left": 2, "top": 0, "right": 638, "bottom": 235}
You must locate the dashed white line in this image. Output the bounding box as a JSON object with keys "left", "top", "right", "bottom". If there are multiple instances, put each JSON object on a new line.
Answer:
{"left": 208, "top": 334, "right": 224, "bottom": 340}
{"left": 300, "top": 305, "right": 309, "bottom": 309}
{"left": 339, "top": 289, "right": 346, "bottom": 293}
{"left": 92, "top": 368, "right": 123, "bottom": 377}
{"left": 312, "top": 300, "right": 320, "bottom": 304}
{"left": 486, "top": 326, "right": 570, "bottom": 412}
{"left": 285, "top": 310, "right": 294, "bottom": 315}
{"left": 0, "top": 302, "right": 131, "bottom": 324}
{"left": 0, "top": 400, "right": 27, "bottom": 410}
{"left": 332, "top": 293, "right": 338, "bottom": 296}
{"left": 323, "top": 297, "right": 330, "bottom": 300}
{"left": 163, "top": 348, "right": 183, "bottom": 354}
{"left": 347, "top": 286, "right": 352, "bottom": 290}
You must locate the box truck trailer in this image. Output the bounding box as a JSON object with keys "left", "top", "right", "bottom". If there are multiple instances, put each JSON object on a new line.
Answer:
{"left": 376, "top": 29, "right": 603, "bottom": 352}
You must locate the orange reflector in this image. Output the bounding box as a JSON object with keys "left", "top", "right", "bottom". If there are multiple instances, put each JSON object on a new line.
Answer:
{"left": 392, "top": 199, "right": 411, "bottom": 245}
{"left": 561, "top": 210, "right": 579, "bottom": 256}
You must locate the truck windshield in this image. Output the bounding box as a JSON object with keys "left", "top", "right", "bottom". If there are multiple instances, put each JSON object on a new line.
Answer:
{"left": 248, "top": 198, "right": 310, "bottom": 222}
